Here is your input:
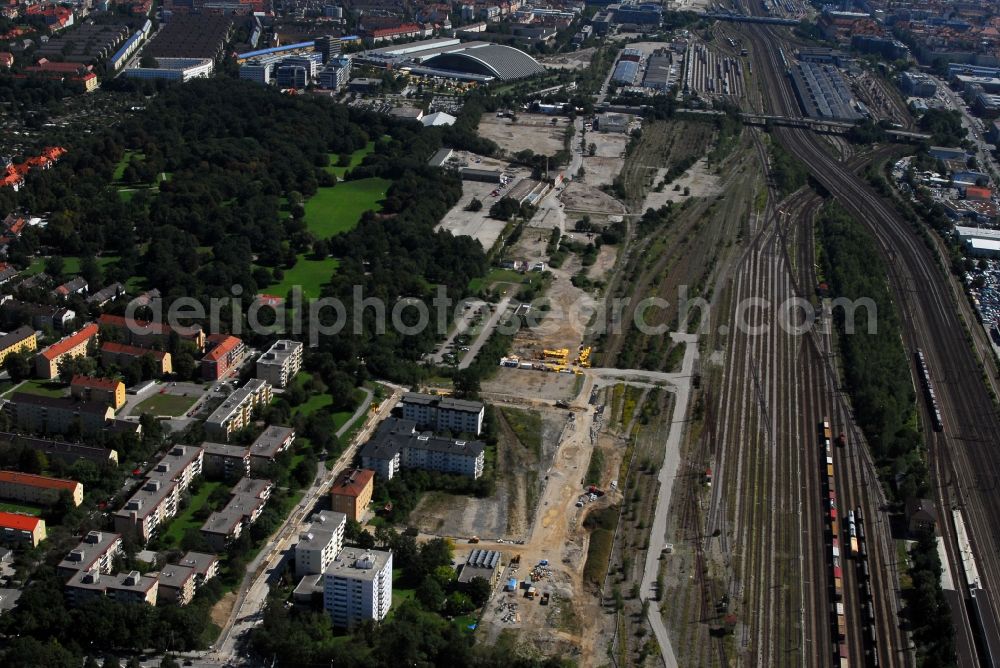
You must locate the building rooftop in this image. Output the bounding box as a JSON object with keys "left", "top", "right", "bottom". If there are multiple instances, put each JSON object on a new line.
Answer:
{"left": 100, "top": 341, "right": 169, "bottom": 360}
{"left": 0, "top": 325, "right": 35, "bottom": 350}
{"left": 361, "top": 417, "right": 485, "bottom": 461}
{"left": 201, "top": 478, "right": 272, "bottom": 537}
{"left": 38, "top": 323, "right": 98, "bottom": 360}
{"left": 58, "top": 530, "right": 121, "bottom": 574}
{"left": 70, "top": 375, "right": 123, "bottom": 391}
{"left": 330, "top": 468, "right": 374, "bottom": 498}
{"left": 0, "top": 511, "right": 42, "bottom": 532}
{"left": 202, "top": 442, "right": 250, "bottom": 459}
{"left": 0, "top": 470, "right": 80, "bottom": 492}
{"left": 401, "top": 392, "right": 484, "bottom": 413}
{"left": 250, "top": 425, "right": 294, "bottom": 459}
{"left": 203, "top": 335, "right": 243, "bottom": 364}
{"left": 156, "top": 563, "right": 195, "bottom": 590}
{"left": 325, "top": 548, "right": 392, "bottom": 581}
{"left": 179, "top": 551, "right": 218, "bottom": 579}
{"left": 9, "top": 393, "right": 113, "bottom": 416}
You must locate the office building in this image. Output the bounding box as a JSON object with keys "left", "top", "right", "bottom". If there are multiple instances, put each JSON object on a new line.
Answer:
{"left": 899, "top": 71, "right": 937, "bottom": 98}
{"left": 0, "top": 511, "right": 45, "bottom": 547}
{"left": 275, "top": 54, "right": 322, "bottom": 88}
{"left": 0, "top": 471, "right": 83, "bottom": 507}
{"left": 400, "top": 392, "right": 485, "bottom": 435}
{"left": 0, "top": 325, "right": 36, "bottom": 366}
{"left": 329, "top": 468, "right": 374, "bottom": 522}
{"left": 35, "top": 323, "right": 99, "bottom": 379}
{"left": 323, "top": 549, "right": 393, "bottom": 628}
{"left": 255, "top": 340, "right": 303, "bottom": 388}
{"left": 124, "top": 57, "right": 213, "bottom": 82}
{"left": 239, "top": 60, "right": 271, "bottom": 84}
{"left": 200, "top": 478, "right": 273, "bottom": 551}
{"left": 360, "top": 418, "right": 486, "bottom": 480}
{"left": 204, "top": 379, "right": 272, "bottom": 440}
{"left": 315, "top": 35, "right": 342, "bottom": 63}
{"left": 113, "top": 444, "right": 204, "bottom": 543}
{"left": 295, "top": 510, "right": 346, "bottom": 575}
{"left": 70, "top": 374, "right": 126, "bottom": 410}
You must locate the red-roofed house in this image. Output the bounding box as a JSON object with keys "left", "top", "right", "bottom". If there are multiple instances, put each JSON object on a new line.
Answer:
{"left": 965, "top": 185, "right": 993, "bottom": 201}
{"left": 201, "top": 334, "right": 245, "bottom": 380}
{"left": 35, "top": 323, "right": 99, "bottom": 379}
{"left": 70, "top": 374, "right": 126, "bottom": 410}
{"left": 0, "top": 471, "right": 83, "bottom": 506}
{"left": 0, "top": 52, "right": 13, "bottom": 68}
{"left": 0, "top": 511, "right": 46, "bottom": 547}
{"left": 98, "top": 313, "right": 205, "bottom": 352}
{"left": 100, "top": 341, "right": 173, "bottom": 376}
{"left": 329, "top": 468, "right": 374, "bottom": 521}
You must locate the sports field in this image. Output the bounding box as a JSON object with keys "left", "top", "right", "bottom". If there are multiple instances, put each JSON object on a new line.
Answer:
{"left": 303, "top": 177, "right": 390, "bottom": 238}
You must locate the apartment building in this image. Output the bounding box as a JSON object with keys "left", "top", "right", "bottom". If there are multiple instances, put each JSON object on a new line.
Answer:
{"left": 6, "top": 393, "right": 116, "bottom": 436}
{"left": 97, "top": 313, "right": 206, "bottom": 352}
{"left": 113, "top": 444, "right": 204, "bottom": 543}
{"left": 323, "top": 549, "right": 393, "bottom": 628}
{"left": 0, "top": 325, "right": 36, "bottom": 366}
{"left": 255, "top": 339, "right": 303, "bottom": 388}
{"left": 35, "top": 323, "right": 99, "bottom": 379}
{"left": 0, "top": 511, "right": 46, "bottom": 547}
{"left": 295, "top": 510, "right": 346, "bottom": 575}
{"left": 0, "top": 432, "right": 119, "bottom": 466}
{"left": 57, "top": 530, "right": 123, "bottom": 578}
{"left": 202, "top": 442, "right": 251, "bottom": 479}
{"left": 200, "top": 478, "right": 273, "bottom": 552}
{"left": 329, "top": 468, "right": 374, "bottom": 522}
{"left": 0, "top": 471, "right": 83, "bottom": 506}
{"left": 100, "top": 341, "right": 173, "bottom": 376}
{"left": 0, "top": 300, "right": 75, "bottom": 332}
{"left": 156, "top": 563, "right": 196, "bottom": 604}
{"left": 400, "top": 392, "right": 485, "bottom": 435}
{"left": 204, "top": 379, "right": 272, "bottom": 440}
{"left": 179, "top": 551, "right": 218, "bottom": 586}
{"left": 66, "top": 569, "right": 158, "bottom": 606}
{"left": 249, "top": 425, "right": 294, "bottom": 472}
{"left": 360, "top": 418, "right": 486, "bottom": 480}
{"left": 201, "top": 334, "right": 246, "bottom": 381}
{"left": 70, "top": 374, "right": 126, "bottom": 410}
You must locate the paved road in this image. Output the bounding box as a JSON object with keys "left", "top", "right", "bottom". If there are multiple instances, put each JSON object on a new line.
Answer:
{"left": 458, "top": 294, "right": 516, "bottom": 369}
{"left": 336, "top": 387, "right": 373, "bottom": 438}
{"left": 209, "top": 384, "right": 405, "bottom": 663}
{"left": 638, "top": 333, "right": 696, "bottom": 668}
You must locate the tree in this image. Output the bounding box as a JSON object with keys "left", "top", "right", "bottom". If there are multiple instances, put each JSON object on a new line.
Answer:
{"left": 467, "top": 576, "right": 492, "bottom": 607}
{"left": 416, "top": 575, "right": 446, "bottom": 612}
{"left": 44, "top": 255, "right": 65, "bottom": 279}
{"left": 159, "top": 656, "right": 179, "bottom": 668}
{"left": 465, "top": 198, "right": 483, "bottom": 212}
{"left": 3, "top": 350, "right": 30, "bottom": 382}
{"left": 453, "top": 368, "right": 481, "bottom": 399}
{"left": 102, "top": 657, "right": 122, "bottom": 668}
{"left": 444, "top": 591, "right": 475, "bottom": 616}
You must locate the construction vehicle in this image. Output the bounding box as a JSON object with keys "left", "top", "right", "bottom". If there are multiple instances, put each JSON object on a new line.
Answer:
{"left": 469, "top": 536, "right": 480, "bottom": 544}
{"left": 540, "top": 592, "right": 550, "bottom": 605}
{"left": 543, "top": 348, "right": 570, "bottom": 361}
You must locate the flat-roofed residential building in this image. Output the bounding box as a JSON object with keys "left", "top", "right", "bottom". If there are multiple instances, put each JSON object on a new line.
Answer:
{"left": 0, "top": 432, "right": 118, "bottom": 466}
{"left": 35, "top": 323, "right": 99, "bottom": 379}
{"left": 58, "top": 530, "right": 123, "bottom": 578}
{"left": 113, "top": 444, "right": 204, "bottom": 543}
{"left": 249, "top": 425, "right": 294, "bottom": 472}
{"left": 329, "top": 468, "right": 374, "bottom": 522}
{"left": 360, "top": 418, "right": 486, "bottom": 480}
{"left": 100, "top": 342, "right": 173, "bottom": 376}
{"left": 156, "top": 563, "right": 196, "bottom": 605}
{"left": 200, "top": 478, "right": 273, "bottom": 552}
{"left": 0, "top": 471, "right": 83, "bottom": 506}
{"left": 0, "top": 511, "right": 45, "bottom": 547}
{"left": 202, "top": 442, "right": 251, "bottom": 479}
{"left": 400, "top": 392, "right": 485, "bottom": 435}
{"left": 255, "top": 340, "right": 303, "bottom": 388}
{"left": 0, "top": 325, "right": 36, "bottom": 366}
{"left": 179, "top": 551, "right": 218, "bottom": 586}
{"left": 204, "top": 379, "right": 272, "bottom": 439}
{"left": 70, "top": 374, "right": 126, "bottom": 410}
{"left": 324, "top": 548, "right": 393, "bottom": 628}
{"left": 295, "top": 510, "right": 346, "bottom": 575}
{"left": 67, "top": 569, "right": 158, "bottom": 606}
{"left": 5, "top": 393, "right": 115, "bottom": 436}
{"left": 201, "top": 334, "right": 246, "bottom": 381}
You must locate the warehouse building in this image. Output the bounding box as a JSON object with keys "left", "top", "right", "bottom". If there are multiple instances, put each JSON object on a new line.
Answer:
{"left": 789, "top": 61, "right": 862, "bottom": 121}
{"left": 359, "top": 38, "right": 544, "bottom": 82}
{"left": 124, "top": 57, "right": 214, "bottom": 82}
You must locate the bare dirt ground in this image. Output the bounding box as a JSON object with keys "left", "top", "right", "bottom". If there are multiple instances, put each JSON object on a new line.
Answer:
{"left": 478, "top": 113, "right": 570, "bottom": 156}
{"left": 642, "top": 157, "right": 723, "bottom": 210}
{"left": 481, "top": 368, "right": 579, "bottom": 402}
{"left": 561, "top": 180, "right": 627, "bottom": 217}
{"left": 587, "top": 244, "right": 618, "bottom": 281}
{"left": 538, "top": 48, "right": 598, "bottom": 70}
{"left": 211, "top": 591, "right": 236, "bottom": 628}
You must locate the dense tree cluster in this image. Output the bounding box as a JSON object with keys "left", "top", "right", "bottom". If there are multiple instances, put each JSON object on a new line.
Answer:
{"left": 770, "top": 141, "right": 808, "bottom": 196}
{"left": 917, "top": 108, "right": 967, "bottom": 147}
{"left": 905, "top": 529, "right": 956, "bottom": 667}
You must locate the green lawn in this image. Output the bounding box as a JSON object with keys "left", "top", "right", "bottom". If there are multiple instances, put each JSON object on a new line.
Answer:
{"left": 391, "top": 568, "right": 416, "bottom": 612}
{"left": 160, "top": 480, "right": 226, "bottom": 546}
{"left": 468, "top": 268, "right": 525, "bottom": 295}
{"left": 0, "top": 501, "right": 43, "bottom": 516}
{"left": 303, "top": 177, "right": 391, "bottom": 238}
{"left": 263, "top": 255, "right": 340, "bottom": 300}
{"left": 135, "top": 392, "right": 197, "bottom": 417}
{"left": 24, "top": 255, "right": 119, "bottom": 277}
{"left": 3, "top": 379, "right": 67, "bottom": 399}
{"left": 112, "top": 150, "right": 146, "bottom": 182}
{"left": 326, "top": 141, "right": 376, "bottom": 179}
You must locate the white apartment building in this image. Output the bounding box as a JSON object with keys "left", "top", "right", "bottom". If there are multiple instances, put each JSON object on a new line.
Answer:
{"left": 295, "top": 510, "right": 346, "bottom": 575}
{"left": 400, "top": 393, "right": 485, "bottom": 435}
{"left": 324, "top": 549, "right": 393, "bottom": 628}
{"left": 255, "top": 339, "right": 303, "bottom": 388}
{"left": 204, "top": 379, "right": 272, "bottom": 439}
